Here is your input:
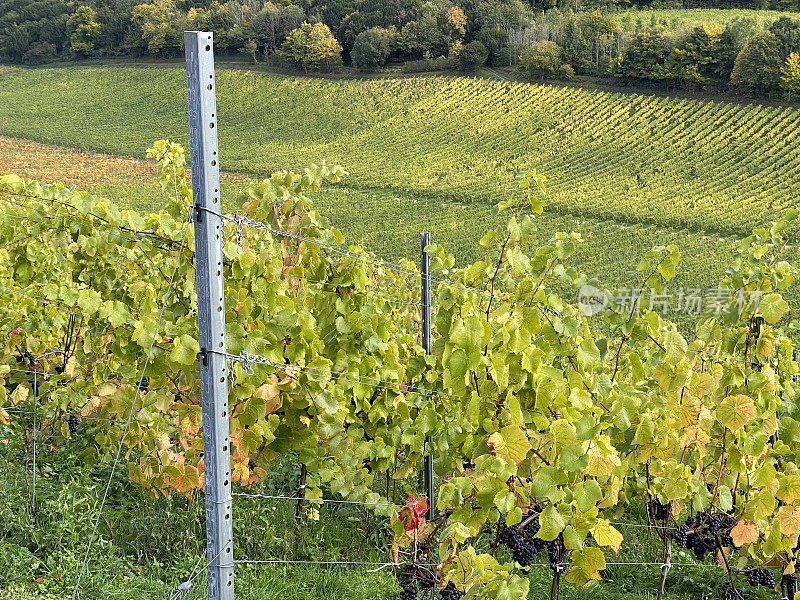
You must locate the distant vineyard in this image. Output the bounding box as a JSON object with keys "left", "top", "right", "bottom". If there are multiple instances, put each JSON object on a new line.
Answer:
{"left": 610, "top": 8, "right": 797, "bottom": 31}
{"left": 1, "top": 67, "right": 798, "bottom": 237}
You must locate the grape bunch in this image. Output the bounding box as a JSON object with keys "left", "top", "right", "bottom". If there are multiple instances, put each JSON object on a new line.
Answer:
{"left": 499, "top": 519, "right": 546, "bottom": 567}
{"left": 397, "top": 564, "right": 439, "bottom": 600}
{"left": 673, "top": 511, "right": 735, "bottom": 560}
{"left": 417, "top": 568, "right": 438, "bottom": 592}
{"left": 440, "top": 582, "right": 463, "bottom": 600}
{"left": 720, "top": 582, "right": 744, "bottom": 600}
{"left": 138, "top": 377, "right": 149, "bottom": 392}
{"left": 744, "top": 568, "right": 775, "bottom": 588}
{"left": 68, "top": 414, "right": 80, "bottom": 435}
{"left": 462, "top": 458, "right": 475, "bottom": 470}
{"left": 398, "top": 568, "right": 418, "bottom": 600}
{"left": 647, "top": 497, "right": 670, "bottom": 521}
{"left": 673, "top": 525, "right": 689, "bottom": 548}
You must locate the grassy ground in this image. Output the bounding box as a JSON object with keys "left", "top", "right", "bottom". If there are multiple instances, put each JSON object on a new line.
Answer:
{"left": 0, "top": 442, "right": 781, "bottom": 600}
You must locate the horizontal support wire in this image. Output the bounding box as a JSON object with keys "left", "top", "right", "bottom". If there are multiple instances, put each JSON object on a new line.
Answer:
{"left": 282, "top": 273, "right": 421, "bottom": 309}
{"left": 232, "top": 559, "right": 718, "bottom": 569}
{"left": 201, "top": 208, "right": 511, "bottom": 301}
{"left": 214, "top": 349, "right": 467, "bottom": 402}
{"left": 231, "top": 493, "right": 679, "bottom": 531}
{"left": 1, "top": 191, "right": 184, "bottom": 247}
{"left": 232, "top": 492, "right": 401, "bottom": 508}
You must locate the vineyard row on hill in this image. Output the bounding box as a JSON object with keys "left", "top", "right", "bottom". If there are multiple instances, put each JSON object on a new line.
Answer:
{"left": 1, "top": 67, "right": 799, "bottom": 237}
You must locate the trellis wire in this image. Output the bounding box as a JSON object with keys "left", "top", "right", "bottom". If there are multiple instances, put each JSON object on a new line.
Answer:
{"left": 218, "top": 349, "right": 469, "bottom": 402}
{"left": 282, "top": 273, "right": 421, "bottom": 309}
{"left": 2, "top": 191, "right": 184, "bottom": 247}
{"left": 232, "top": 492, "right": 401, "bottom": 508}
{"left": 202, "top": 207, "right": 518, "bottom": 303}
{"left": 232, "top": 558, "right": 721, "bottom": 569}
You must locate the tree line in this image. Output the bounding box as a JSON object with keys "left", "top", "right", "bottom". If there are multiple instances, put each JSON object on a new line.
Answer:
{"left": 2, "top": 0, "right": 800, "bottom": 97}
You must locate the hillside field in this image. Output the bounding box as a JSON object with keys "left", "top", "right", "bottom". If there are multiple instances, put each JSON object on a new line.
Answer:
{"left": 1, "top": 66, "right": 799, "bottom": 328}
{"left": 610, "top": 7, "right": 797, "bottom": 30}
{"left": 3, "top": 54, "right": 800, "bottom": 600}
{"left": 2, "top": 66, "right": 800, "bottom": 236}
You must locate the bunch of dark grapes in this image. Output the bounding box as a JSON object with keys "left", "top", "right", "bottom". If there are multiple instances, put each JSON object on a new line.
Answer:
{"left": 462, "top": 458, "right": 475, "bottom": 470}
{"left": 720, "top": 582, "right": 745, "bottom": 600}
{"left": 138, "top": 377, "right": 149, "bottom": 392}
{"left": 744, "top": 568, "right": 775, "bottom": 589}
{"left": 673, "top": 511, "right": 735, "bottom": 559}
{"left": 67, "top": 414, "right": 79, "bottom": 435}
{"left": 686, "top": 531, "right": 716, "bottom": 560}
{"left": 673, "top": 525, "right": 689, "bottom": 547}
{"left": 398, "top": 568, "right": 418, "bottom": 600}
{"left": 647, "top": 497, "right": 670, "bottom": 521}
{"left": 499, "top": 519, "right": 546, "bottom": 567}
{"left": 440, "top": 582, "right": 463, "bottom": 600}
{"left": 418, "top": 568, "right": 439, "bottom": 592}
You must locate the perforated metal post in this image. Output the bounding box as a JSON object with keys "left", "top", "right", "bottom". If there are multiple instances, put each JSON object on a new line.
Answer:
{"left": 421, "top": 232, "right": 435, "bottom": 521}
{"left": 185, "top": 31, "right": 234, "bottom": 600}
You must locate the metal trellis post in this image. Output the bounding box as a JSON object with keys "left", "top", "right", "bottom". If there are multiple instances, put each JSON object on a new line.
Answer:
{"left": 185, "top": 31, "right": 235, "bottom": 600}
{"left": 421, "top": 232, "right": 435, "bottom": 521}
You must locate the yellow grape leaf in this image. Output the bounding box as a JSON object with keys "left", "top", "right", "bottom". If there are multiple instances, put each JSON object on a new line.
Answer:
{"left": 564, "top": 547, "right": 606, "bottom": 588}
{"left": 65, "top": 355, "right": 78, "bottom": 377}
{"left": 0, "top": 406, "right": 8, "bottom": 426}
{"left": 81, "top": 396, "right": 102, "bottom": 417}
{"left": 97, "top": 382, "right": 117, "bottom": 397}
{"left": 777, "top": 506, "right": 800, "bottom": 538}
{"left": 487, "top": 425, "right": 531, "bottom": 466}
{"left": 254, "top": 376, "right": 282, "bottom": 415}
{"left": 717, "top": 395, "right": 757, "bottom": 432}
{"left": 731, "top": 520, "right": 759, "bottom": 547}
{"left": 584, "top": 445, "right": 621, "bottom": 477}
{"left": 590, "top": 519, "right": 623, "bottom": 555}
{"left": 778, "top": 475, "right": 800, "bottom": 504}
{"left": 9, "top": 385, "right": 28, "bottom": 407}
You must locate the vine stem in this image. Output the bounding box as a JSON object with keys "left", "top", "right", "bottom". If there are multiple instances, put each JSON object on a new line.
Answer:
{"left": 657, "top": 514, "right": 671, "bottom": 600}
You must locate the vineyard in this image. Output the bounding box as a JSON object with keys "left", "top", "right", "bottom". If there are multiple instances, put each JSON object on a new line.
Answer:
{"left": 1, "top": 67, "right": 800, "bottom": 236}
{"left": 4, "top": 35, "right": 800, "bottom": 600}
{"left": 609, "top": 8, "right": 797, "bottom": 30}
{"left": 4, "top": 130, "right": 800, "bottom": 600}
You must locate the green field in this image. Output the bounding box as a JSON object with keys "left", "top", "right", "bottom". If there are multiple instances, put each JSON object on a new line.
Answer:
{"left": 0, "top": 65, "right": 793, "bottom": 328}
{"left": 610, "top": 7, "right": 797, "bottom": 31}
{"left": 2, "top": 66, "right": 799, "bottom": 236}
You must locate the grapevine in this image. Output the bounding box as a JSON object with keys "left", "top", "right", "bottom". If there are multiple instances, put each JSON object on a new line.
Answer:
{"left": 2, "top": 141, "right": 800, "bottom": 600}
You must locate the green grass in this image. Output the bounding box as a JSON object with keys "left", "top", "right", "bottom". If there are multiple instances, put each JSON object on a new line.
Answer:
{"left": 2, "top": 66, "right": 800, "bottom": 237}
